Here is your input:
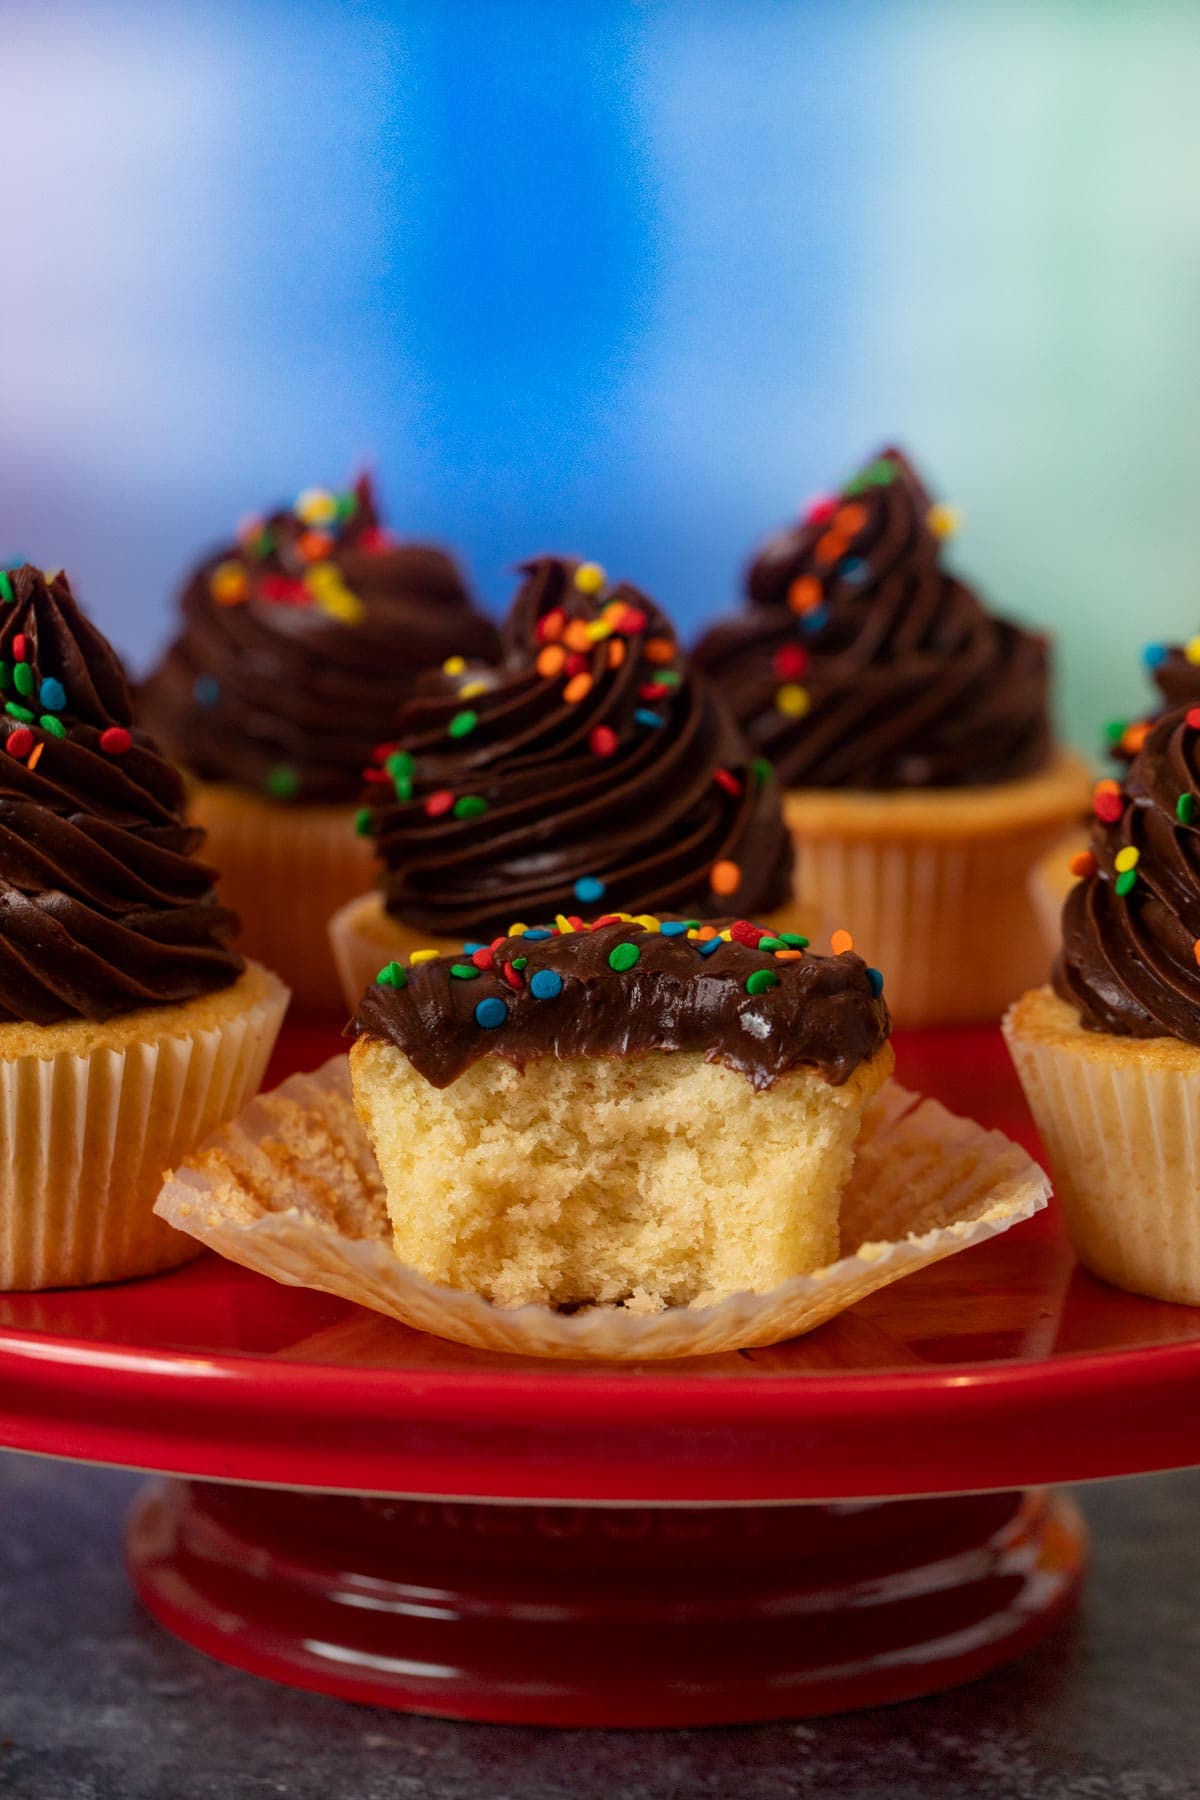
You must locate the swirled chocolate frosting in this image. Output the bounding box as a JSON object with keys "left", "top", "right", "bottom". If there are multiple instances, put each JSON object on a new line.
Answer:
{"left": 361, "top": 556, "right": 794, "bottom": 937}
{"left": 0, "top": 565, "right": 242, "bottom": 1024}
{"left": 353, "top": 915, "right": 889, "bottom": 1090}
{"left": 138, "top": 476, "right": 500, "bottom": 805}
{"left": 1055, "top": 707, "right": 1200, "bottom": 1044}
{"left": 1106, "top": 641, "right": 1200, "bottom": 764}
{"left": 693, "top": 447, "right": 1053, "bottom": 790}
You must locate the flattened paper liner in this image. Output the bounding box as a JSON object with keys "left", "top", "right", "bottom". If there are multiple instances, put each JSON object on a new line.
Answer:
{"left": 156, "top": 1057, "right": 1049, "bottom": 1360}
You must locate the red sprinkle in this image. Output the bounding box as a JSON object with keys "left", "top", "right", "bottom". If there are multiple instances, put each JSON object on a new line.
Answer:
{"left": 773, "top": 643, "right": 809, "bottom": 681}
{"left": 99, "top": 727, "right": 132, "bottom": 757}
{"left": 12, "top": 634, "right": 26, "bottom": 662}
{"left": 639, "top": 682, "right": 672, "bottom": 702}
{"left": 589, "top": 725, "right": 618, "bottom": 757}
{"left": 566, "top": 914, "right": 585, "bottom": 931}
{"left": 713, "top": 768, "right": 742, "bottom": 797}
{"left": 591, "top": 912, "right": 621, "bottom": 929}
{"left": 730, "top": 919, "right": 768, "bottom": 948}
{"left": 356, "top": 527, "right": 394, "bottom": 554}
{"left": 372, "top": 741, "right": 399, "bottom": 763}
{"left": 363, "top": 768, "right": 390, "bottom": 784}
{"left": 424, "top": 789, "right": 455, "bottom": 817}
{"left": 803, "top": 494, "right": 838, "bottom": 526}
{"left": 471, "top": 947, "right": 495, "bottom": 971}
{"left": 564, "top": 652, "right": 589, "bottom": 678}
{"left": 615, "top": 606, "right": 647, "bottom": 635}
{"left": 5, "top": 727, "right": 33, "bottom": 759}
{"left": 536, "top": 608, "right": 566, "bottom": 644}
{"left": 1188, "top": 709, "right": 1200, "bottom": 731}
{"left": 259, "top": 574, "right": 309, "bottom": 604}
{"left": 501, "top": 961, "right": 525, "bottom": 990}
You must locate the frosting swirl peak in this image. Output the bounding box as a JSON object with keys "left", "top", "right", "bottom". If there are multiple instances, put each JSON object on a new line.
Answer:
{"left": 362, "top": 556, "right": 793, "bottom": 937}
{"left": 693, "top": 447, "right": 1053, "bottom": 790}
{"left": 0, "top": 566, "right": 242, "bottom": 1024}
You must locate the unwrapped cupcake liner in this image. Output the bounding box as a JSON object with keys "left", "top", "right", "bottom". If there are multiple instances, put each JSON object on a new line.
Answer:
{"left": 1005, "top": 997, "right": 1200, "bottom": 1305}
{"left": 156, "top": 1056, "right": 1048, "bottom": 1360}
{"left": 1028, "top": 829, "right": 1090, "bottom": 964}
{"left": 0, "top": 966, "right": 289, "bottom": 1290}
{"left": 787, "top": 827, "right": 1066, "bottom": 1027}
{"left": 191, "top": 782, "right": 375, "bottom": 1014}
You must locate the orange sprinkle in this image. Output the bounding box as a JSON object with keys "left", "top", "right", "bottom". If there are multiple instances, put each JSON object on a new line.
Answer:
{"left": 608, "top": 639, "right": 627, "bottom": 670}
{"left": 814, "top": 530, "right": 847, "bottom": 566}
{"left": 1123, "top": 722, "right": 1151, "bottom": 754}
{"left": 710, "top": 860, "right": 741, "bottom": 897}
{"left": 643, "top": 636, "right": 675, "bottom": 666}
{"left": 1069, "top": 850, "right": 1098, "bottom": 879}
{"left": 210, "top": 561, "right": 248, "bottom": 606}
{"left": 27, "top": 742, "right": 43, "bottom": 772}
{"left": 773, "top": 948, "right": 804, "bottom": 961}
{"left": 563, "top": 672, "right": 594, "bottom": 705}
{"left": 297, "top": 530, "right": 333, "bottom": 561}
{"left": 831, "top": 928, "right": 854, "bottom": 955}
{"left": 834, "top": 502, "right": 867, "bottom": 534}
{"left": 1094, "top": 778, "right": 1120, "bottom": 797}
{"left": 697, "top": 924, "right": 719, "bottom": 940}
{"left": 536, "top": 644, "right": 566, "bottom": 678}
{"left": 564, "top": 619, "right": 593, "bottom": 653}
{"left": 787, "top": 575, "right": 822, "bottom": 615}
{"left": 1194, "top": 940, "right": 1200, "bottom": 968}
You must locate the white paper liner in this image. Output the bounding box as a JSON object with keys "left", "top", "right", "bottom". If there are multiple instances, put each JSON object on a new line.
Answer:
{"left": 0, "top": 966, "right": 289, "bottom": 1290}
{"left": 1005, "top": 995, "right": 1200, "bottom": 1305}
{"left": 156, "top": 1055, "right": 1048, "bottom": 1360}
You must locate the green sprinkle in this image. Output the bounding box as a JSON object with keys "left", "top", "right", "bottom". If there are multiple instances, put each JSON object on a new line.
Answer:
{"left": 336, "top": 490, "right": 358, "bottom": 520}
{"left": 844, "top": 456, "right": 895, "bottom": 494}
{"left": 512, "top": 955, "right": 528, "bottom": 971}
{"left": 264, "top": 764, "right": 300, "bottom": 800}
{"left": 1115, "top": 869, "right": 1138, "bottom": 897}
{"left": 13, "top": 663, "right": 33, "bottom": 698}
{"left": 450, "top": 962, "right": 480, "bottom": 980}
{"left": 779, "top": 933, "right": 810, "bottom": 948}
{"left": 376, "top": 961, "right": 407, "bottom": 989}
{"left": 5, "top": 702, "right": 33, "bottom": 722}
{"left": 750, "top": 757, "right": 772, "bottom": 787}
{"left": 392, "top": 775, "right": 413, "bottom": 802}
{"left": 608, "top": 941, "right": 640, "bottom": 972}
{"left": 1178, "top": 794, "right": 1196, "bottom": 825}
{"left": 757, "top": 936, "right": 788, "bottom": 953}
{"left": 254, "top": 529, "right": 275, "bottom": 559}
{"left": 355, "top": 806, "right": 373, "bottom": 836}
{"left": 453, "top": 794, "right": 488, "bottom": 820}
{"left": 448, "top": 709, "right": 478, "bottom": 739}
{"left": 0, "top": 663, "right": 9, "bottom": 690}
{"left": 746, "top": 968, "right": 781, "bottom": 996}
{"left": 655, "top": 670, "right": 683, "bottom": 687}
{"left": 39, "top": 715, "right": 66, "bottom": 737}
{"left": 1104, "top": 719, "right": 1129, "bottom": 745}
{"left": 0, "top": 572, "right": 12, "bottom": 603}
{"left": 384, "top": 750, "right": 414, "bottom": 779}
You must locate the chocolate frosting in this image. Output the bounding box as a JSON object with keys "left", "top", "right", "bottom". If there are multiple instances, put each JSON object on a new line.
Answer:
{"left": 138, "top": 476, "right": 500, "bottom": 804}
{"left": 0, "top": 566, "right": 243, "bottom": 1024}
{"left": 693, "top": 447, "right": 1053, "bottom": 790}
{"left": 362, "top": 556, "right": 794, "bottom": 937}
{"left": 1055, "top": 707, "right": 1200, "bottom": 1045}
{"left": 352, "top": 916, "right": 889, "bottom": 1090}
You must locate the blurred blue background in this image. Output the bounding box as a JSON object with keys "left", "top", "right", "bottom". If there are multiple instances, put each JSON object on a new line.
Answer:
{"left": 4, "top": 0, "right": 1200, "bottom": 747}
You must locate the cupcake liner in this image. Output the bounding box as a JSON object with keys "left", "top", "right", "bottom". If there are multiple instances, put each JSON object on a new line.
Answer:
{"left": 0, "top": 964, "right": 289, "bottom": 1291}
{"left": 155, "top": 1056, "right": 1048, "bottom": 1361}
{"left": 1029, "top": 830, "right": 1090, "bottom": 964}
{"left": 1005, "top": 988, "right": 1200, "bottom": 1305}
{"left": 191, "top": 781, "right": 376, "bottom": 1014}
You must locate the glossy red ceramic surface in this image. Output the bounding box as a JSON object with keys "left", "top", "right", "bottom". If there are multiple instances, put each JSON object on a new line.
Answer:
{"left": 0, "top": 1021, "right": 1198, "bottom": 1503}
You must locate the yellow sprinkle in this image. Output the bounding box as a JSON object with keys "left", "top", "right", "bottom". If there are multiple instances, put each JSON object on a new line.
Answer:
{"left": 1114, "top": 846, "right": 1140, "bottom": 872}
{"left": 555, "top": 914, "right": 577, "bottom": 935}
{"left": 719, "top": 928, "right": 733, "bottom": 941}
{"left": 315, "top": 587, "right": 365, "bottom": 625}
{"left": 1185, "top": 637, "right": 1200, "bottom": 667}
{"left": 775, "top": 683, "right": 811, "bottom": 719}
{"left": 509, "top": 922, "right": 529, "bottom": 937}
{"left": 615, "top": 912, "right": 635, "bottom": 923}
{"left": 443, "top": 655, "right": 467, "bottom": 676}
{"left": 686, "top": 929, "right": 700, "bottom": 939}
{"left": 458, "top": 680, "right": 488, "bottom": 699}
{"left": 304, "top": 560, "right": 340, "bottom": 589}
{"left": 410, "top": 949, "right": 440, "bottom": 965}
{"left": 575, "top": 561, "right": 606, "bottom": 594}
{"left": 926, "top": 502, "right": 961, "bottom": 539}
{"left": 295, "top": 486, "right": 338, "bottom": 525}
{"left": 634, "top": 913, "right": 661, "bottom": 932}
{"left": 585, "top": 618, "right": 613, "bottom": 641}
{"left": 210, "top": 560, "right": 248, "bottom": 606}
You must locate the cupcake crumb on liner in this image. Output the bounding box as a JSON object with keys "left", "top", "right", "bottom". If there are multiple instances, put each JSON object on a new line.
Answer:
{"left": 155, "top": 1055, "right": 1048, "bottom": 1360}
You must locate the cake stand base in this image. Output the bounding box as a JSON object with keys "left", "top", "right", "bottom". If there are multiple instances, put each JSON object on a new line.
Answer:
{"left": 125, "top": 1481, "right": 1086, "bottom": 1726}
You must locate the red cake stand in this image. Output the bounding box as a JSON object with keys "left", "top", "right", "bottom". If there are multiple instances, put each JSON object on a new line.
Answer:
{"left": 0, "top": 1018, "right": 1198, "bottom": 1726}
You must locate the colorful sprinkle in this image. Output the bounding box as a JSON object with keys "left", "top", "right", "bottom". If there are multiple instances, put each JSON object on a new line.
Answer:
{"left": 867, "top": 967, "right": 885, "bottom": 997}
{"left": 537, "top": 644, "right": 566, "bottom": 678}
{"left": 450, "top": 962, "right": 480, "bottom": 980}
{"left": 1186, "top": 637, "right": 1200, "bottom": 667}
{"left": 1114, "top": 846, "right": 1140, "bottom": 873}
{"left": 522, "top": 928, "right": 552, "bottom": 941}
{"left": 633, "top": 708, "right": 662, "bottom": 728}
{"left": 751, "top": 757, "right": 772, "bottom": 787}
{"left": 608, "top": 639, "right": 627, "bottom": 670}
{"left": 589, "top": 725, "right": 618, "bottom": 757}
{"left": 839, "top": 558, "right": 868, "bottom": 583}
{"left": 574, "top": 876, "right": 606, "bottom": 904}
{"left": 1144, "top": 643, "right": 1168, "bottom": 668}
{"left": 780, "top": 933, "right": 809, "bottom": 948}
{"left": 448, "top": 709, "right": 478, "bottom": 739}
{"left": 731, "top": 919, "right": 768, "bottom": 948}
{"left": 1189, "top": 709, "right": 1200, "bottom": 731}
{"left": 831, "top": 928, "right": 855, "bottom": 954}
{"left": 745, "top": 968, "right": 780, "bottom": 996}
{"left": 5, "top": 703, "right": 33, "bottom": 723}
{"left": 643, "top": 637, "right": 675, "bottom": 666}
{"left": 713, "top": 768, "right": 742, "bottom": 796}
{"left": 475, "top": 996, "right": 508, "bottom": 1029}
{"left": 773, "top": 644, "right": 809, "bottom": 681}
{"left": 710, "top": 859, "right": 740, "bottom": 897}
{"left": 660, "top": 920, "right": 697, "bottom": 937}
{"left": 12, "top": 635, "right": 26, "bottom": 661}
{"left": 97, "top": 726, "right": 132, "bottom": 757}
{"left": 536, "top": 608, "right": 565, "bottom": 644}
{"left": 1194, "top": 940, "right": 1200, "bottom": 968}
{"left": 530, "top": 968, "right": 564, "bottom": 1000}
{"left": 27, "top": 742, "right": 43, "bottom": 772}
{"left": 1178, "top": 794, "right": 1196, "bottom": 825}
{"left": 264, "top": 763, "right": 299, "bottom": 798}
{"left": 12, "top": 663, "right": 33, "bottom": 698}
{"left": 376, "top": 961, "right": 408, "bottom": 989}
{"left": 1093, "top": 779, "right": 1123, "bottom": 824}
{"left": 39, "top": 715, "right": 65, "bottom": 738}
{"left": 193, "top": 674, "right": 220, "bottom": 706}
{"left": 1122, "top": 722, "right": 1151, "bottom": 756}
{"left": 787, "top": 575, "right": 822, "bottom": 616}
{"left": 800, "top": 605, "right": 830, "bottom": 633}
{"left": 574, "top": 561, "right": 606, "bottom": 595}
{"left": 443, "top": 655, "right": 467, "bottom": 676}
{"left": 471, "top": 947, "right": 495, "bottom": 971}
{"left": 775, "top": 683, "right": 810, "bottom": 719}
{"left": 210, "top": 560, "right": 248, "bottom": 606}
{"left": 410, "top": 948, "right": 440, "bottom": 964}
{"left": 294, "top": 487, "right": 338, "bottom": 525}
{"left": 501, "top": 961, "right": 525, "bottom": 991}
{"left": 1115, "top": 869, "right": 1138, "bottom": 897}
{"left": 926, "top": 502, "right": 960, "bottom": 539}
{"left": 453, "top": 795, "right": 488, "bottom": 820}
{"left": 608, "top": 941, "right": 640, "bottom": 972}
{"left": 5, "top": 727, "right": 33, "bottom": 759}
{"left": 425, "top": 789, "right": 455, "bottom": 818}
{"left": 0, "top": 572, "right": 12, "bottom": 604}
{"left": 0, "top": 664, "right": 8, "bottom": 690}
{"left": 564, "top": 673, "right": 594, "bottom": 705}
{"left": 695, "top": 936, "right": 722, "bottom": 957}
{"left": 1069, "top": 850, "right": 1098, "bottom": 878}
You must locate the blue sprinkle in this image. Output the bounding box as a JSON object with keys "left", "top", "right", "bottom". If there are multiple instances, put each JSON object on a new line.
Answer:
{"left": 1143, "top": 643, "right": 1168, "bottom": 668}
{"left": 840, "top": 558, "right": 868, "bottom": 583}
{"left": 574, "top": 875, "right": 605, "bottom": 905}
{"left": 696, "top": 937, "right": 722, "bottom": 957}
{"left": 867, "top": 967, "right": 885, "bottom": 997}
{"left": 660, "top": 921, "right": 691, "bottom": 936}
{"left": 38, "top": 678, "right": 66, "bottom": 712}
{"left": 530, "top": 968, "right": 564, "bottom": 1001}
{"left": 193, "top": 674, "right": 220, "bottom": 706}
{"left": 474, "top": 996, "right": 508, "bottom": 1029}
{"left": 801, "top": 606, "right": 830, "bottom": 633}
{"left": 634, "top": 708, "right": 664, "bottom": 728}
{"left": 463, "top": 941, "right": 488, "bottom": 954}
{"left": 522, "top": 927, "right": 553, "bottom": 941}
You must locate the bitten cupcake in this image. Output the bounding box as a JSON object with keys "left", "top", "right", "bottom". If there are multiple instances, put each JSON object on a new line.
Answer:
{"left": 693, "top": 448, "right": 1090, "bottom": 1025}
{"left": 0, "top": 565, "right": 287, "bottom": 1288}
{"left": 349, "top": 916, "right": 892, "bottom": 1309}
{"left": 329, "top": 555, "right": 801, "bottom": 1008}
{"left": 1006, "top": 702, "right": 1200, "bottom": 1304}
{"left": 138, "top": 477, "right": 499, "bottom": 1010}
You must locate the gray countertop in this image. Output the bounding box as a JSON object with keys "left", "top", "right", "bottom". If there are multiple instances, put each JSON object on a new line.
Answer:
{"left": 0, "top": 1452, "right": 1195, "bottom": 1800}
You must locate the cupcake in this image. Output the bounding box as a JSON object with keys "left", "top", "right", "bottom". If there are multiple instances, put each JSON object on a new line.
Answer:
{"left": 329, "top": 555, "right": 802, "bottom": 1008}
{"left": 1005, "top": 702, "right": 1200, "bottom": 1304}
{"left": 349, "top": 915, "right": 893, "bottom": 1309}
{"left": 693, "top": 448, "right": 1090, "bottom": 1025}
{"left": 0, "top": 565, "right": 287, "bottom": 1288}
{"left": 138, "top": 476, "right": 499, "bottom": 1010}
